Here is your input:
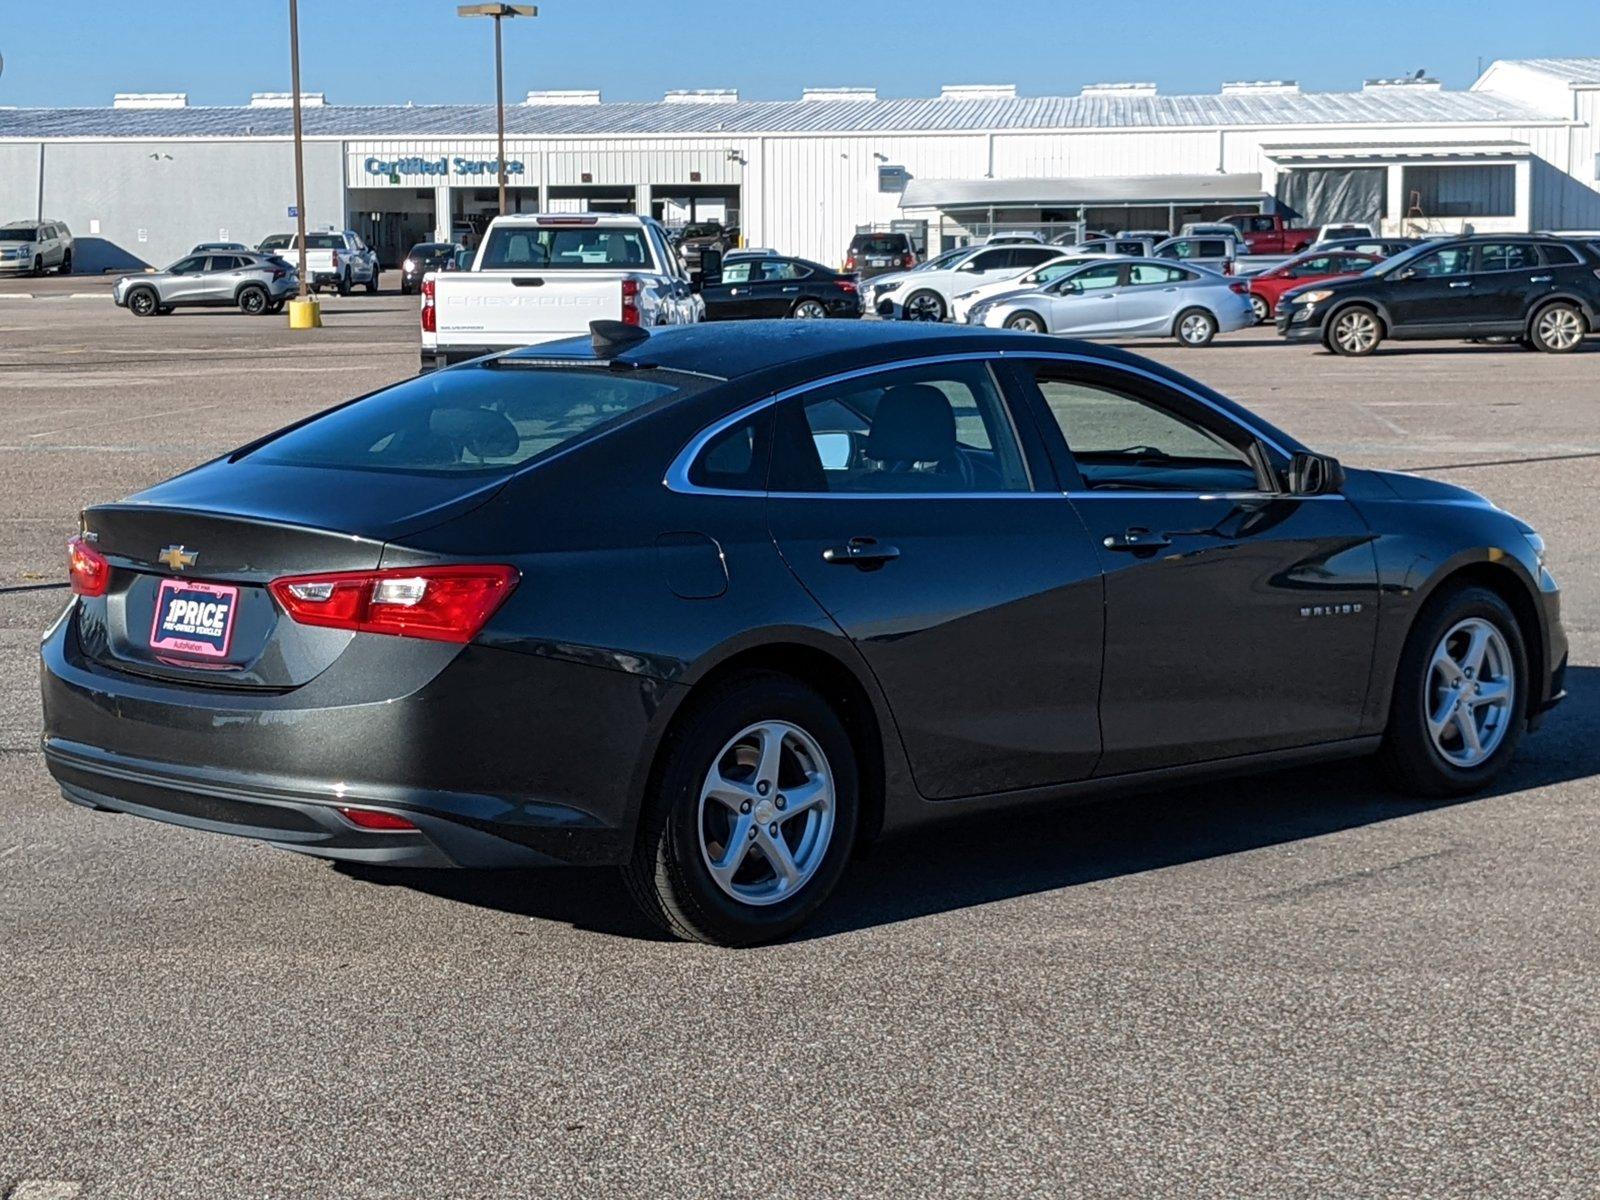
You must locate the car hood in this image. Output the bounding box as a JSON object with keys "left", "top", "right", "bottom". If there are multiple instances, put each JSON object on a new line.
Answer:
{"left": 1350, "top": 466, "right": 1495, "bottom": 507}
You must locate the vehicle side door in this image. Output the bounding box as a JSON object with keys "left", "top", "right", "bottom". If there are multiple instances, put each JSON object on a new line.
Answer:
{"left": 953, "top": 247, "right": 1018, "bottom": 287}
{"left": 1043, "top": 261, "right": 1125, "bottom": 333}
{"left": 1009, "top": 357, "right": 1380, "bottom": 773}
{"left": 701, "top": 259, "right": 756, "bottom": 320}
{"left": 162, "top": 255, "right": 209, "bottom": 303}
{"left": 198, "top": 255, "right": 243, "bottom": 304}
{"left": 1382, "top": 244, "right": 1475, "bottom": 331}
{"left": 1472, "top": 241, "right": 1547, "bottom": 332}
{"left": 751, "top": 259, "right": 813, "bottom": 317}
{"left": 762, "top": 356, "right": 1105, "bottom": 797}
{"left": 1116, "top": 262, "right": 1191, "bottom": 334}
{"left": 1248, "top": 214, "right": 1280, "bottom": 253}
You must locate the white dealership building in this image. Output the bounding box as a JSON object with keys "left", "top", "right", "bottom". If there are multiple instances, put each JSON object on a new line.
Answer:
{"left": 2, "top": 57, "right": 1599, "bottom": 271}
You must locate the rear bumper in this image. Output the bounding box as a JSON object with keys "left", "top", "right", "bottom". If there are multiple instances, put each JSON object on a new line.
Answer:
{"left": 419, "top": 344, "right": 503, "bottom": 373}
{"left": 40, "top": 606, "right": 671, "bottom": 867}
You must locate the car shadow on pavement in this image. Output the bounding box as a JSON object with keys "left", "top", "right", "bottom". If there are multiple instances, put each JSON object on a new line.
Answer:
{"left": 341, "top": 665, "right": 1595, "bottom": 944}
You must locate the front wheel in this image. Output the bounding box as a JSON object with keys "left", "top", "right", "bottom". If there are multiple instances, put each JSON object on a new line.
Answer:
{"left": 1003, "top": 311, "right": 1047, "bottom": 333}
{"left": 1327, "top": 306, "right": 1382, "bottom": 356}
{"left": 623, "top": 673, "right": 859, "bottom": 946}
{"left": 1174, "top": 308, "right": 1217, "bottom": 346}
{"left": 1378, "top": 585, "right": 1525, "bottom": 797}
{"left": 59, "top": 249, "right": 72, "bottom": 274}
{"left": 1530, "top": 302, "right": 1586, "bottom": 353}
{"left": 126, "top": 288, "right": 159, "bottom": 317}
{"left": 31, "top": 255, "right": 43, "bottom": 277}
{"left": 790, "top": 298, "right": 828, "bottom": 319}
{"left": 902, "top": 289, "right": 946, "bottom": 322}
{"left": 365, "top": 266, "right": 379, "bottom": 295}
{"left": 1249, "top": 293, "right": 1270, "bottom": 324}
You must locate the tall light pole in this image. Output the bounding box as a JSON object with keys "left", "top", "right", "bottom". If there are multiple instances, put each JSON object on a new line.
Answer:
{"left": 288, "top": 0, "right": 309, "bottom": 299}
{"left": 458, "top": 4, "right": 536, "bottom": 217}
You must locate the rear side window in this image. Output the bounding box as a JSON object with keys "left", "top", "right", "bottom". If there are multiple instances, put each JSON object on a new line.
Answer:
{"left": 1128, "top": 263, "right": 1186, "bottom": 285}
{"left": 1478, "top": 243, "right": 1539, "bottom": 272}
{"left": 248, "top": 366, "right": 697, "bottom": 476}
{"left": 1539, "top": 243, "right": 1580, "bottom": 266}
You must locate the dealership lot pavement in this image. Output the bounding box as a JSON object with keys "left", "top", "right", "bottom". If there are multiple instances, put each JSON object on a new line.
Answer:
{"left": 2, "top": 300, "right": 1597, "bottom": 1198}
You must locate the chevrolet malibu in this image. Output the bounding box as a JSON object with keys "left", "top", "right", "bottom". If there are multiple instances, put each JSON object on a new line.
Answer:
{"left": 41, "top": 321, "right": 1566, "bottom": 945}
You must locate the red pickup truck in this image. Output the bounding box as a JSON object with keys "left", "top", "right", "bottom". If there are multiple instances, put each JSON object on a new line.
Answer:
{"left": 1221, "top": 212, "right": 1316, "bottom": 255}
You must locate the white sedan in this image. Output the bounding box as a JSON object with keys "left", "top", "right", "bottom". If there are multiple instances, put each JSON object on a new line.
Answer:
{"left": 951, "top": 253, "right": 1090, "bottom": 323}
{"left": 872, "top": 242, "right": 1062, "bottom": 322}
{"left": 971, "top": 257, "right": 1255, "bottom": 347}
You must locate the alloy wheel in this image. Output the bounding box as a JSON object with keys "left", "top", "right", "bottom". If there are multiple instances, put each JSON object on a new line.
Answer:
{"left": 1250, "top": 294, "right": 1269, "bottom": 323}
{"left": 1425, "top": 617, "right": 1514, "bottom": 768}
{"left": 792, "top": 299, "right": 827, "bottom": 319}
{"left": 905, "top": 292, "right": 944, "bottom": 322}
{"left": 1179, "top": 313, "right": 1214, "bottom": 344}
{"left": 697, "top": 720, "right": 835, "bottom": 907}
{"left": 1006, "top": 314, "right": 1044, "bottom": 333}
{"left": 1535, "top": 305, "right": 1583, "bottom": 351}
{"left": 1334, "top": 310, "right": 1379, "bottom": 354}
{"left": 129, "top": 290, "right": 156, "bottom": 316}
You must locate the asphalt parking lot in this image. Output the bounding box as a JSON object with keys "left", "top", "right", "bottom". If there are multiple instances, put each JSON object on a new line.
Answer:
{"left": 2, "top": 295, "right": 1596, "bottom": 1198}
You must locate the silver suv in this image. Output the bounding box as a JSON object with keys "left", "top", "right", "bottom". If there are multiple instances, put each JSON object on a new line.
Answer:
{"left": 113, "top": 252, "right": 299, "bottom": 317}
{"left": 0, "top": 220, "right": 73, "bottom": 275}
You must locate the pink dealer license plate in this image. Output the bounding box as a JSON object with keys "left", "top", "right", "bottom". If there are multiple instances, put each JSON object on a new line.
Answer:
{"left": 149, "top": 579, "right": 239, "bottom": 659}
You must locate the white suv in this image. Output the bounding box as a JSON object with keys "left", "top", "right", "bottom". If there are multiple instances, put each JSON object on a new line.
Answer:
{"left": 0, "top": 220, "right": 73, "bottom": 275}
{"left": 872, "top": 243, "right": 1062, "bottom": 321}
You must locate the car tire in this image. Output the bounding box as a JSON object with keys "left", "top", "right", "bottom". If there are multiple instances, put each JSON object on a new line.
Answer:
{"left": 1529, "top": 301, "right": 1586, "bottom": 353}
{"left": 237, "top": 285, "right": 269, "bottom": 316}
{"left": 903, "top": 289, "right": 946, "bottom": 322}
{"left": 623, "top": 672, "right": 860, "bottom": 947}
{"left": 1326, "top": 305, "right": 1383, "bottom": 356}
{"left": 126, "top": 287, "right": 159, "bottom": 317}
{"left": 1377, "top": 584, "right": 1527, "bottom": 799}
{"left": 337, "top": 271, "right": 352, "bottom": 297}
{"left": 365, "top": 267, "right": 379, "bottom": 295}
{"left": 267, "top": 300, "right": 285, "bottom": 314}
{"left": 1174, "top": 307, "right": 1217, "bottom": 347}
{"left": 31, "top": 255, "right": 43, "bottom": 277}
{"left": 400, "top": 281, "right": 411, "bottom": 296}
{"left": 59, "top": 249, "right": 72, "bottom": 275}
{"left": 1003, "top": 311, "right": 1047, "bottom": 333}
{"left": 1249, "top": 294, "right": 1270, "bottom": 324}
{"left": 790, "top": 298, "right": 828, "bottom": 319}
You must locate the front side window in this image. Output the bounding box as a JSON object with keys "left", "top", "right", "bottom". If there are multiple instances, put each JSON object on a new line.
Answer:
{"left": 1407, "top": 246, "right": 1472, "bottom": 277}
{"left": 1029, "top": 372, "right": 1262, "bottom": 494}
{"left": 769, "top": 361, "right": 1030, "bottom": 494}
{"left": 1014, "top": 247, "right": 1059, "bottom": 267}
{"left": 758, "top": 260, "right": 811, "bottom": 282}
{"left": 1250, "top": 216, "right": 1276, "bottom": 233}
{"left": 1059, "top": 263, "right": 1123, "bottom": 293}
{"left": 169, "top": 256, "right": 205, "bottom": 273}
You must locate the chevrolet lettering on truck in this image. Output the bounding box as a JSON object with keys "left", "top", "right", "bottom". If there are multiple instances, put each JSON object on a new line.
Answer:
{"left": 419, "top": 213, "right": 705, "bottom": 371}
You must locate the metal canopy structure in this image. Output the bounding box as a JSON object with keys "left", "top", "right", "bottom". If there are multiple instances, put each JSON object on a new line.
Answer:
{"left": 899, "top": 173, "right": 1266, "bottom": 211}
{"left": 1263, "top": 140, "right": 1530, "bottom": 165}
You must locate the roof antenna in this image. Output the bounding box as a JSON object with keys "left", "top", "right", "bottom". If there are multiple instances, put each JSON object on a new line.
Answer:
{"left": 590, "top": 319, "right": 650, "bottom": 357}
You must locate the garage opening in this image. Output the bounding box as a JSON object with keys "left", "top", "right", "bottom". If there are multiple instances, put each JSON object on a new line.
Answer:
{"left": 346, "top": 187, "right": 436, "bottom": 268}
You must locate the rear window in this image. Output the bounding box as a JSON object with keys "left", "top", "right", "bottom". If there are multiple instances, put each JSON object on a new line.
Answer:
{"left": 851, "top": 235, "right": 908, "bottom": 254}
{"left": 246, "top": 365, "right": 698, "bottom": 476}
{"left": 258, "top": 234, "right": 292, "bottom": 250}
{"left": 304, "top": 234, "right": 342, "bottom": 249}
{"left": 479, "top": 225, "right": 651, "bottom": 269}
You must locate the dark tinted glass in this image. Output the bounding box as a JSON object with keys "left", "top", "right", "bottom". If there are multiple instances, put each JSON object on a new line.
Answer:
{"left": 851, "top": 235, "right": 908, "bottom": 255}
{"left": 479, "top": 226, "right": 648, "bottom": 268}
{"left": 249, "top": 366, "right": 692, "bottom": 475}
{"left": 305, "top": 234, "right": 342, "bottom": 249}
{"left": 1540, "top": 243, "right": 1581, "bottom": 266}
{"left": 2, "top": 227, "right": 37, "bottom": 241}
{"left": 689, "top": 413, "right": 771, "bottom": 491}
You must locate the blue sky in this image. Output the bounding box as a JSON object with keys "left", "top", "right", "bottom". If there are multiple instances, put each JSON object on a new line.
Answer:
{"left": 7, "top": 0, "right": 1600, "bottom": 107}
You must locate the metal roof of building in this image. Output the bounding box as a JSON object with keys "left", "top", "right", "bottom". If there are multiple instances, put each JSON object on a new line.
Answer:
{"left": 1503, "top": 58, "right": 1600, "bottom": 86}
{"left": 0, "top": 86, "right": 1561, "bottom": 140}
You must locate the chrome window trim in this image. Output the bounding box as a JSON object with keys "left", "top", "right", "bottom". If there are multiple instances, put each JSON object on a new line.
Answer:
{"left": 663, "top": 349, "right": 1295, "bottom": 497}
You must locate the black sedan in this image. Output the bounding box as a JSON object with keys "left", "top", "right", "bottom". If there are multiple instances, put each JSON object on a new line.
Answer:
{"left": 1278, "top": 235, "right": 1600, "bottom": 354}
{"left": 701, "top": 255, "right": 862, "bottom": 321}
{"left": 399, "top": 241, "right": 464, "bottom": 295}
{"left": 42, "top": 321, "right": 1566, "bottom": 945}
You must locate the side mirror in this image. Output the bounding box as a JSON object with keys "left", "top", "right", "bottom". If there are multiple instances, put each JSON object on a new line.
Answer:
{"left": 698, "top": 245, "right": 723, "bottom": 288}
{"left": 1287, "top": 451, "right": 1345, "bottom": 496}
{"left": 1395, "top": 267, "right": 1417, "bottom": 281}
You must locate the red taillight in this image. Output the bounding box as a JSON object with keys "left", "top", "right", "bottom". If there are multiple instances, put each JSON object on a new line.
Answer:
{"left": 838, "top": 279, "right": 857, "bottom": 293}
{"left": 1224, "top": 261, "right": 1236, "bottom": 276}
{"left": 844, "top": 254, "right": 857, "bottom": 270}
{"left": 1229, "top": 281, "right": 1249, "bottom": 295}
{"left": 621, "top": 276, "right": 641, "bottom": 327}
{"left": 337, "top": 806, "right": 419, "bottom": 832}
{"left": 268, "top": 564, "right": 518, "bottom": 644}
{"left": 332, "top": 250, "right": 342, "bottom": 268}
{"left": 66, "top": 534, "right": 110, "bottom": 597}
{"left": 271, "top": 268, "right": 286, "bottom": 281}
{"left": 420, "top": 277, "right": 436, "bottom": 333}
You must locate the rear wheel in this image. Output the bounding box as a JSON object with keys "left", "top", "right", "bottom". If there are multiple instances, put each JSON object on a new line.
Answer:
{"left": 1249, "top": 293, "right": 1270, "bottom": 324}
{"left": 1530, "top": 302, "right": 1585, "bottom": 353}
{"left": 903, "top": 289, "right": 946, "bottom": 322}
{"left": 237, "top": 285, "right": 269, "bottom": 316}
{"left": 1327, "top": 306, "right": 1382, "bottom": 356}
{"left": 1003, "top": 311, "right": 1046, "bottom": 333}
{"left": 790, "top": 298, "right": 828, "bottom": 319}
{"left": 59, "top": 249, "right": 72, "bottom": 274}
{"left": 623, "top": 673, "right": 859, "bottom": 946}
{"left": 337, "top": 271, "right": 352, "bottom": 297}
{"left": 126, "top": 287, "right": 159, "bottom": 317}
{"left": 1175, "top": 307, "right": 1217, "bottom": 346}
{"left": 365, "top": 265, "right": 379, "bottom": 295}
{"left": 1378, "top": 585, "right": 1525, "bottom": 798}
{"left": 31, "top": 255, "right": 43, "bottom": 277}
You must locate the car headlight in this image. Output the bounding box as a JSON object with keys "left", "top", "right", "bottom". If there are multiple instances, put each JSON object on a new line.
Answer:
{"left": 403, "top": 258, "right": 416, "bottom": 271}
{"left": 1296, "top": 289, "right": 1335, "bottom": 305}
{"left": 877, "top": 281, "right": 901, "bottom": 295}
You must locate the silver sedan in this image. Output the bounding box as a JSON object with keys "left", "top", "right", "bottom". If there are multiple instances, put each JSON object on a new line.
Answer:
{"left": 971, "top": 256, "right": 1255, "bottom": 347}
{"left": 113, "top": 251, "right": 299, "bottom": 317}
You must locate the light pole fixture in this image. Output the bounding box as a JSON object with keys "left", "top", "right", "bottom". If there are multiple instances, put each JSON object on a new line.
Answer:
{"left": 458, "top": 4, "right": 537, "bottom": 217}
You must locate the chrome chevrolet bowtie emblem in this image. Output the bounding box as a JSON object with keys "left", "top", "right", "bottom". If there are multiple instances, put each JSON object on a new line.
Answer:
{"left": 158, "top": 545, "right": 198, "bottom": 571}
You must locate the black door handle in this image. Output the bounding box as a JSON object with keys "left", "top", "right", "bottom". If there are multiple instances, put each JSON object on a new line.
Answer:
{"left": 822, "top": 537, "right": 901, "bottom": 569}
{"left": 1102, "top": 528, "right": 1172, "bottom": 552}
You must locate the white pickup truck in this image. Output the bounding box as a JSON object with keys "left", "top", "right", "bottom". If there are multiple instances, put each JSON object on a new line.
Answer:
{"left": 419, "top": 213, "right": 705, "bottom": 371}
{"left": 258, "top": 229, "right": 381, "bottom": 295}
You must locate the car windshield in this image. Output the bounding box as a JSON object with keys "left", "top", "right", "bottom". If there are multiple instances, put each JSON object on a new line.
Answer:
{"left": 478, "top": 225, "right": 651, "bottom": 269}
{"left": 410, "top": 244, "right": 453, "bottom": 257}
{"left": 1, "top": 227, "right": 37, "bottom": 242}
{"left": 682, "top": 224, "right": 721, "bottom": 239}
{"left": 1369, "top": 242, "right": 1444, "bottom": 276}
{"left": 246, "top": 365, "right": 700, "bottom": 476}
